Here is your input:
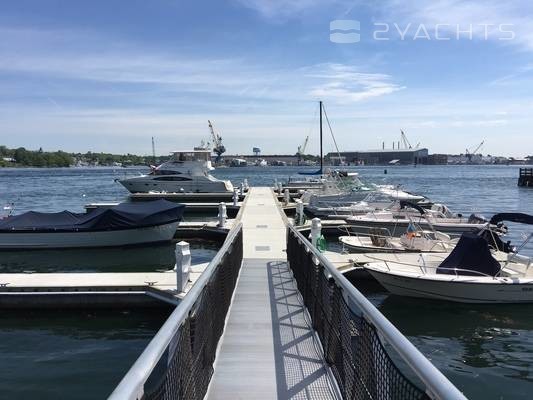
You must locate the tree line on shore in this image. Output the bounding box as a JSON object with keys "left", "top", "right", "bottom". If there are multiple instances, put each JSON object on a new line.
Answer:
{"left": 0, "top": 146, "right": 152, "bottom": 168}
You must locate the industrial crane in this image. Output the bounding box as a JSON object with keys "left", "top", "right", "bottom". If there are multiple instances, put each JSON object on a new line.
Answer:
{"left": 466, "top": 141, "right": 484, "bottom": 162}
{"left": 208, "top": 120, "right": 226, "bottom": 163}
{"left": 296, "top": 136, "right": 309, "bottom": 165}
{"left": 400, "top": 129, "right": 420, "bottom": 149}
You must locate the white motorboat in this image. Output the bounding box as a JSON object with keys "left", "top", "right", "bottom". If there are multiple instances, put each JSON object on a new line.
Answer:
{"left": 0, "top": 200, "right": 185, "bottom": 249}
{"left": 339, "top": 227, "right": 457, "bottom": 253}
{"left": 302, "top": 173, "right": 427, "bottom": 219}
{"left": 364, "top": 214, "right": 533, "bottom": 303}
{"left": 346, "top": 201, "right": 502, "bottom": 238}
{"left": 230, "top": 158, "right": 247, "bottom": 167}
{"left": 119, "top": 150, "right": 234, "bottom": 194}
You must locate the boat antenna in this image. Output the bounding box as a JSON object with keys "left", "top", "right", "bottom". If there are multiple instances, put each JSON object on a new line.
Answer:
{"left": 151, "top": 136, "right": 156, "bottom": 164}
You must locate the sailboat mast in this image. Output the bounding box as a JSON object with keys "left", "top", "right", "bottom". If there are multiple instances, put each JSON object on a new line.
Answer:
{"left": 319, "top": 100, "right": 323, "bottom": 173}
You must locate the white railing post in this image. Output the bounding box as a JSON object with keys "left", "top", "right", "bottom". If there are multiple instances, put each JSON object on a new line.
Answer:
{"left": 278, "top": 182, "right": 283, "bottom": 194}
{"left": 239, "top": 183, "right": 244, "bottom": 196}
{"left": 175, "top": 241, "right": 191, "bottom": 292}
{"left": 243, "top": 178, "right": 249, "bottom": 191}
{"left": 218, "top": 202, "right": 227, "bottom": 227}
{"left": 296, "top": 199, "right": 304, "bottom": 225}
{"left": 233, "top": 189, "right": 239, "bottom": 206}
{"left": 283, "top": 188, "right": 290, "bottom": 205}
{"left": 310, "top": 217, "right": 322, "bottom": 246}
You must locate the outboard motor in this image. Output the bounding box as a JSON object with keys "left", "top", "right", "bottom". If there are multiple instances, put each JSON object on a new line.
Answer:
{"left": 469, "top": 213, "right": 508, "bottom": 234}
{"left": 467, "top": 213, "right": 489, "bottom": 224}
{"left": 477, "top": 228, "right": 515, "bottom": 253}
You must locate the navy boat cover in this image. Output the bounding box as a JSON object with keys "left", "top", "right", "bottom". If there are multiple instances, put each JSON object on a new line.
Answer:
{"left": 490, "top": 213, "right": 533, "bottom": 225}
{"left": 0, "top": 200, "right": 185, "bottom": 232}
{"left": 437, "top": 232, "right": 501, "bottom": 277}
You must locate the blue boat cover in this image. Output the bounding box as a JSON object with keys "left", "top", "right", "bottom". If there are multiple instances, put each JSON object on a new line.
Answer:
{"left": 490, "top": 213, "right": 533, "bottom": 225}
{"left": 0, "top": 200, "right": 185, "bottom": 232}
{"left": 437, "top": 233, "right": 501, "bottom": 277}
{"left": 298, "top": 168, "right": 323, "bottom": 176}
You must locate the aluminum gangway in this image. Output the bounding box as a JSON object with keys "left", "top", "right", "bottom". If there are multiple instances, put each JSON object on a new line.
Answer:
{"left": 205, "top": 187, "right": 339, "bottom": 399}
{"left": 110, "top": 187, "right": 466, "bottom": 400}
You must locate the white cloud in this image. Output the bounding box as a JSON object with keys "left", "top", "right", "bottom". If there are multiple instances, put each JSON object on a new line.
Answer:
{"left": 306, "top": 63, "right": 405, "bottom": 102}
{"left": 0, "top": 27, "right": 403, "bottom": 107}
{"left": 450, "top": 119, "right": 508, "bottom": 127}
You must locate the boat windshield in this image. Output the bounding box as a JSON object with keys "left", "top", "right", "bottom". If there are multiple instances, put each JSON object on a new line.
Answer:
{"left": 171, "top": 151, "right": 211, "bottom": 162}
{"left": 150, "top": 169, "right": 183, "bottom": 176}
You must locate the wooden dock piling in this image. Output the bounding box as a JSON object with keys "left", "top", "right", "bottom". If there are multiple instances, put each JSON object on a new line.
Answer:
{"left": 518, "top": 168, "right": 533, "bottom": 187}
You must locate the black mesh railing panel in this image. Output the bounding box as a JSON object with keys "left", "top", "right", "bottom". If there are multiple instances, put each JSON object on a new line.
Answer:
{"left": 287, "top": 229, "right": 429, "bottom": 400}
{"left": 143, "top": 228, "right": 243, "bottom": 400}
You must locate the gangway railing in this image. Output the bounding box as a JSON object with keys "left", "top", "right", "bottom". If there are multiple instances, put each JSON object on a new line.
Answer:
{"left": 109, "top": 223, "right": 243, "bottom": 400}
{"left": 287, "top": 225, "right": 467, "bottom": 400}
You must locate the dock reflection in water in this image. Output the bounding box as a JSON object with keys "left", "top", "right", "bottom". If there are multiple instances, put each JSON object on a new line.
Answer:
{"left": 0, "top": 239, "right": 220, "bottom": 273}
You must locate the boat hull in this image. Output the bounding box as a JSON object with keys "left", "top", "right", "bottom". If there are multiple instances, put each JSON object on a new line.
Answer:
{"left": 0, "top": 221, "right": 180, "bottom": 250}
{"left": 367, "top": 268, "right": 533, "bottom": 303}
{"left": 119, "top": 176, "right": 233, "bottom": 194}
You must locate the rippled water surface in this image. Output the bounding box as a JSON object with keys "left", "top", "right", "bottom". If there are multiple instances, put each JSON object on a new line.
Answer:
{"left": 1, "top": 165, "right": 533, "bottom": 399}
{"left": 0, "top": 308, "right": 172, "bottom": 400}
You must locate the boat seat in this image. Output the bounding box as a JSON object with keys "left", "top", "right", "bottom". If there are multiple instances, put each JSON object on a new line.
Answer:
{"left": 369, "top": 228, "right": 388, "bottom": 247}
{"left": 507, "top": 253, "right": 531, "bottom": 268}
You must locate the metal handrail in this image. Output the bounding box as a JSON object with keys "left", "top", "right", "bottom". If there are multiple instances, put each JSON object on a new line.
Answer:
{"left": 109, "top": 222, "right": 243, "bottom": 400}
{"left": 288, "top": 224, "right": 467, "bottom": 400}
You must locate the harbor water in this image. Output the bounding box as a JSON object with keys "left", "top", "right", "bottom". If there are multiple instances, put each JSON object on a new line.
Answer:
{"left": 1, "top": 165, "right": 533, "bottom": 399}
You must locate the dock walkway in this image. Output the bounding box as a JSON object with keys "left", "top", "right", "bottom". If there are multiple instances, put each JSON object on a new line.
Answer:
{"left": 206, "top": 187, "right": 338, "bottom": 399}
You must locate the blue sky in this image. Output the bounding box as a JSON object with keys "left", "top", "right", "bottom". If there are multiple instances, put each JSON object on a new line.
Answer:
{"left": 1, "top": 0, "right": 532, "bottom": 156}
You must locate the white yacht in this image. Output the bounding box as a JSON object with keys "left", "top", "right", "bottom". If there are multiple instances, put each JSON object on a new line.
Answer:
{"left": 119, "top": 150, "right": 234, "bottom": 194}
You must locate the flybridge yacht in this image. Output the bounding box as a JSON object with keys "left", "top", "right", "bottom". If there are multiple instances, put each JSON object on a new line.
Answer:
{"left": 119, "top": 150, "right": 234, "bottom": 194}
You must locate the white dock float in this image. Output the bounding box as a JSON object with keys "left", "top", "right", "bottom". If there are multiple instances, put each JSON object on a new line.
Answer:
{"left": 0, "top": 263, "right": 209, "bottom": 307}
{"left": 206, "top": 187, "right": 338, "bottom": 399}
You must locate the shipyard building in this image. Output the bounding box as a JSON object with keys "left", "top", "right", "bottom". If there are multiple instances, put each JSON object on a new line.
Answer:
{"left": 328, "top": 148, "right": 429, "bottom": 165}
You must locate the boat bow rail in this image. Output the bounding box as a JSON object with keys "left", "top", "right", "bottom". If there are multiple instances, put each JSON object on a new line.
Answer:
{"left": 287, "top": 224, "right": 467, "bottom": 400}
{"left": 108, "top": 222, "right": 243, "bottom": 400}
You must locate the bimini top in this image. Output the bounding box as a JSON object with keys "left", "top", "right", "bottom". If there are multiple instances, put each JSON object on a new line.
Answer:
{"left": 437, "top": 233, "right": 501, "bottom": 277}
{"left": 0, "top": 200, "right": 185, "bottom": 232}
{"left": 490, "top": 213, "right": 533, "bottom": 225}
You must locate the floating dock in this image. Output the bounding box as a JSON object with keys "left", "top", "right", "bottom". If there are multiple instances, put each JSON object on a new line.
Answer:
{"left": 0, "top": 263, "right": 209, "bottom": 308}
